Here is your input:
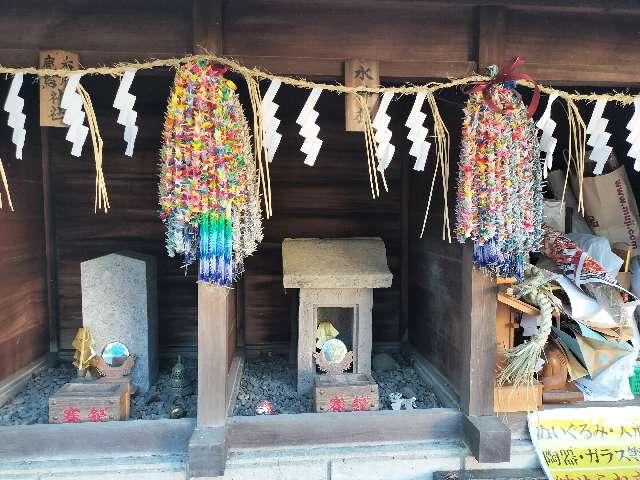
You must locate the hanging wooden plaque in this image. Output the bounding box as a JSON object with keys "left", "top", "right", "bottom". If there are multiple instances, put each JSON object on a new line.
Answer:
{"left": 39, "top": 50, "right": 79, "bottom": 127}
{"left": 345, "top": 59, "right": 380, "bottom": 132}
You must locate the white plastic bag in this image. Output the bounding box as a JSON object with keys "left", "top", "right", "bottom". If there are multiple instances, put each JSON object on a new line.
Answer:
{"left": 568, "top": 233, "right": 624, "bottom": 277}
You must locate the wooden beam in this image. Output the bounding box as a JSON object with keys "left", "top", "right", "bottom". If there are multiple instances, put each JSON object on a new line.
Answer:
{"left": 477, "top": 5, "right": 507, "bottom": 70}
{"left": 355, "top": 0, "right": 640, "bottom": 14}
{"left": 192, "top": 0, "right": 223, "bottom": 54}
{"left": 497, "top": 291, "right": 540, "bottom": 316}
{"left": 524, "top": 62, "right": 640, "bottom": 86}
{"left": 225, "top": 353, "right": 244, "bottom": 417}
{"left": 0, "top": 356, "right": 46, "bottom": 407}
{"left": 231, "top": 55, "right": 476, "bottom": 80}
{"left": 196, "top": 283, "right": 230, "bottom": 428}
{"left": 228, "top": 408, "right": 462, "bottom": 449}
{"left": 460, "top": 248, "right": 497, "bottom": 416}
{"left": 41, "top": 127, "right": 58, "bottom": 366}
{"left": 404, "top": 343, "right": 460, "bottom": 409}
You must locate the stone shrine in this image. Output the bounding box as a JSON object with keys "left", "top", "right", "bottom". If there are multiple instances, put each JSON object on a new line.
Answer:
{"left": 282, "top": 238, "right": 393, "bottom": 394}
{"left": 81, "top": 252, "right": 158, "bottom": 393}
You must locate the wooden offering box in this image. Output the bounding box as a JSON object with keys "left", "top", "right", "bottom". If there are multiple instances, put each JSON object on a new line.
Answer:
{"left": 494, "top": 382, "right": 543, "bottom": 413}
{"left": 314, "top": 373, "right": 379, "bottom": 413}
{"left": 49, "top": 381, "right": 129, "bottom": 424}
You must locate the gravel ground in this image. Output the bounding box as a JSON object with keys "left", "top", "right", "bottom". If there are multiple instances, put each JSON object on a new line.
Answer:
{"left": 233, "top": 352, "right": 441, "bottom": 416}
{"left": 0, "top": 359, "right": 197, "bottom": 425}
{"left": 233, "top": 354, "right": 313, "bottom": 415}
{"left": 0, "top": 352, "right": 441, "bottom": 423}
{"left": 372, "top": 353, "right": 441, "bottom": 410}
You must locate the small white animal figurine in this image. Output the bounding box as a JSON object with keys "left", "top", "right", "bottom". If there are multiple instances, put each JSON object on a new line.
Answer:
{"left": 402, "top": 397, "right": 417, "bottom": 410}
{"left": 389, "top": 392, "right": 403, "bottom": 411}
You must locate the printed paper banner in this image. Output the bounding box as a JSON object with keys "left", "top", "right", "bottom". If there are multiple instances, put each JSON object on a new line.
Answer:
{"left": 529, "top": 406, "right": 640, "bottom": 479}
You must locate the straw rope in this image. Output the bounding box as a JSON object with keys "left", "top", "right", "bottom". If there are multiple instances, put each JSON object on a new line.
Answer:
{"left": 77, "top": 83, "right": 110, "bottom": 213}
{"left": 2, "top": 52, "right": 634, "bottom": 223}
{"left": 0, "top": 158, "right": 14, "bottom": 211}
{"left": 0, "top": 53, "right": 636, "bottom": 104}
{"left": 355, "top": 93, "right": 381, "bottom": 199}
{"left": 420, "top": 92, "right": 451, "bottom": 241}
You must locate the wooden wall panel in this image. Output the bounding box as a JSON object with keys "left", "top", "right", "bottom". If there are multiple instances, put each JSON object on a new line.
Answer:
{"left": 223, "top": 0, "right": 476, "bottom": 78}
{"left": 408, "top": 89, "right": 466, "bottom": 398}
{"left": 243, "top": 86, "right": 403, "bottom": 348}
{"left": 0, "top": 78, "right": 48, "bottom": 380}
{"left": 0, "top": 0, "right": 192, "bottom": 67}
{"left": 503, "top": 8, "right": 640, "bottom": 84}
{"left": 50, "top": 75, "right": 198, "bottom": 352}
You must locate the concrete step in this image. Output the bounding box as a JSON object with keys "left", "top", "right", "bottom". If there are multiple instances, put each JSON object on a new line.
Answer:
{"left": 1, "top": 455, "right": 186, "bottom": 480}
{"left": 225, "top": 439, "right": 540, "bottom": 480}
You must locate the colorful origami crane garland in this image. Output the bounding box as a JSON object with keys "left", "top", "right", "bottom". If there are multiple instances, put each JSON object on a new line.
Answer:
{"left": 159, "top": 60, "right": 263, "bottom": 286}
{"left": 455, "top": 72, "right": 543, "bottom": 280}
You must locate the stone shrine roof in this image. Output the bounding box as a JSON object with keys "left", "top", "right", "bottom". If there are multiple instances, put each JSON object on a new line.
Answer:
{"left": 282, "top": 237, "right": 393, "bottom": 289}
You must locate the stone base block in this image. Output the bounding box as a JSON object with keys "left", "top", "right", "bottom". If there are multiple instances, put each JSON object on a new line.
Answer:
{"left": 463, "top": 415, "right": 511, "bottom": 464}
{"left": 188, "top": 427, "right": 227, "bottom": 479}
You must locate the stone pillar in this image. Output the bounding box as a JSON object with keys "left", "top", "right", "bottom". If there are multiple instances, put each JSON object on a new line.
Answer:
{"left": 81, "top": 252, "right": 158, "bottom": 393}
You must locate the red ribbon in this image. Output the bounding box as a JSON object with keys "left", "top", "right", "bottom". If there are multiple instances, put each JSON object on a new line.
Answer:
{"left": 472, "top": 56, "right": 540, "bottom": 118}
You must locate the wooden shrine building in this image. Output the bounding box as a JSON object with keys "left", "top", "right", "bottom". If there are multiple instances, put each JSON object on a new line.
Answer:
{"left": 0, "top": 1, "right": 639, "bottom": 478}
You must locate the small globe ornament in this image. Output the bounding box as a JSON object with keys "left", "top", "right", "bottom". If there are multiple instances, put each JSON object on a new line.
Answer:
{"left": 321, "top": 339, "right": 348, "bottom": 364}
{"left": 314, "top": 339, "right": 353, "bottom": 375}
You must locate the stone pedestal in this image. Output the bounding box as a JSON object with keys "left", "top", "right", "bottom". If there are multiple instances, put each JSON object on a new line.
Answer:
{"left": 81, "top": 252, "right": 158, "bottom": 393}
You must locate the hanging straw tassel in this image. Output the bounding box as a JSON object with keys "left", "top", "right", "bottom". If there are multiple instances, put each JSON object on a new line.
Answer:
{"left": 566, "top": 98, "right": 586, "bottom": 214}
{"left": 76, "top": 84, "right": 109, "bottom": 213}
{"left": 420, "top": 93, "right": 451, "bottom": 242}
{"left": 244, "top": 73, "right": 272, "bottom": 218}
{"left": 355, "top": 93, "right": 380, "bottom": 199}
{"left": 0, "top": 158, "right": 14, "bottom": 211}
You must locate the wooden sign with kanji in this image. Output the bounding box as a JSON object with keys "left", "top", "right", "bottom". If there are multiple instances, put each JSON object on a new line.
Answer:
{"left": 39, "top": 50, "right": 79, "bottom": 127}
{"left": 48, "top": 381, "right": 129, "bottom": 423}
{"left": 345, "top": 59, "right": 380, "bottom": 132}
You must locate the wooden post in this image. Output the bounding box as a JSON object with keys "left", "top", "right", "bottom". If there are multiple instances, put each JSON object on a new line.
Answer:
{"left": 41, "top": 128, "right": 59, "bottom": 366}
{"left": 191, "top": 0, "right": 227, "bottom": 428}
{"left": 460, "top": 248, "right": 497, "bottom": 416}
{"left": 192, "top": 0, "right": 223, "bottom": 54}
{"left": 189, "top": 5, "right": 229, "bottom": 478}
{"left": 196, "top": 283, "right": 229, "bottom": 428}
{"left": 189, "top": 283, "right": 230, "bottom": 478}
{"left": 477, "top": 5, "right": 507, "bottom": 71}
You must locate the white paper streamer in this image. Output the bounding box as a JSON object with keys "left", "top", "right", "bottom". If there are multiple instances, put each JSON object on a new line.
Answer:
{"left": 372, "top": 92, "right": 395, "bottom": 172}
{"left": 627, "top": 97, "right": 640, "bottom": 171}
{"left": 260, "top": 79, "right": 282, "bottom": 163}
{"left": 113, "top": 70, "right": 138, "bottom": 157}
{"left": 405, "top": 92, "right": 431, "bottom": 171}
{"left": 586, "top": 99, "right": 613, "bottom": 175}
{"left": 60, "top": 73, "right": 89, "bottom": 157}
{"left": 296, "top": 88, "right": 322, "bottom": 166}
{"left": 536, "top": 93, "right": 558, "bottom": 178}
{"left": 3, "top": 73, "right": 26, "bottom": 160}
